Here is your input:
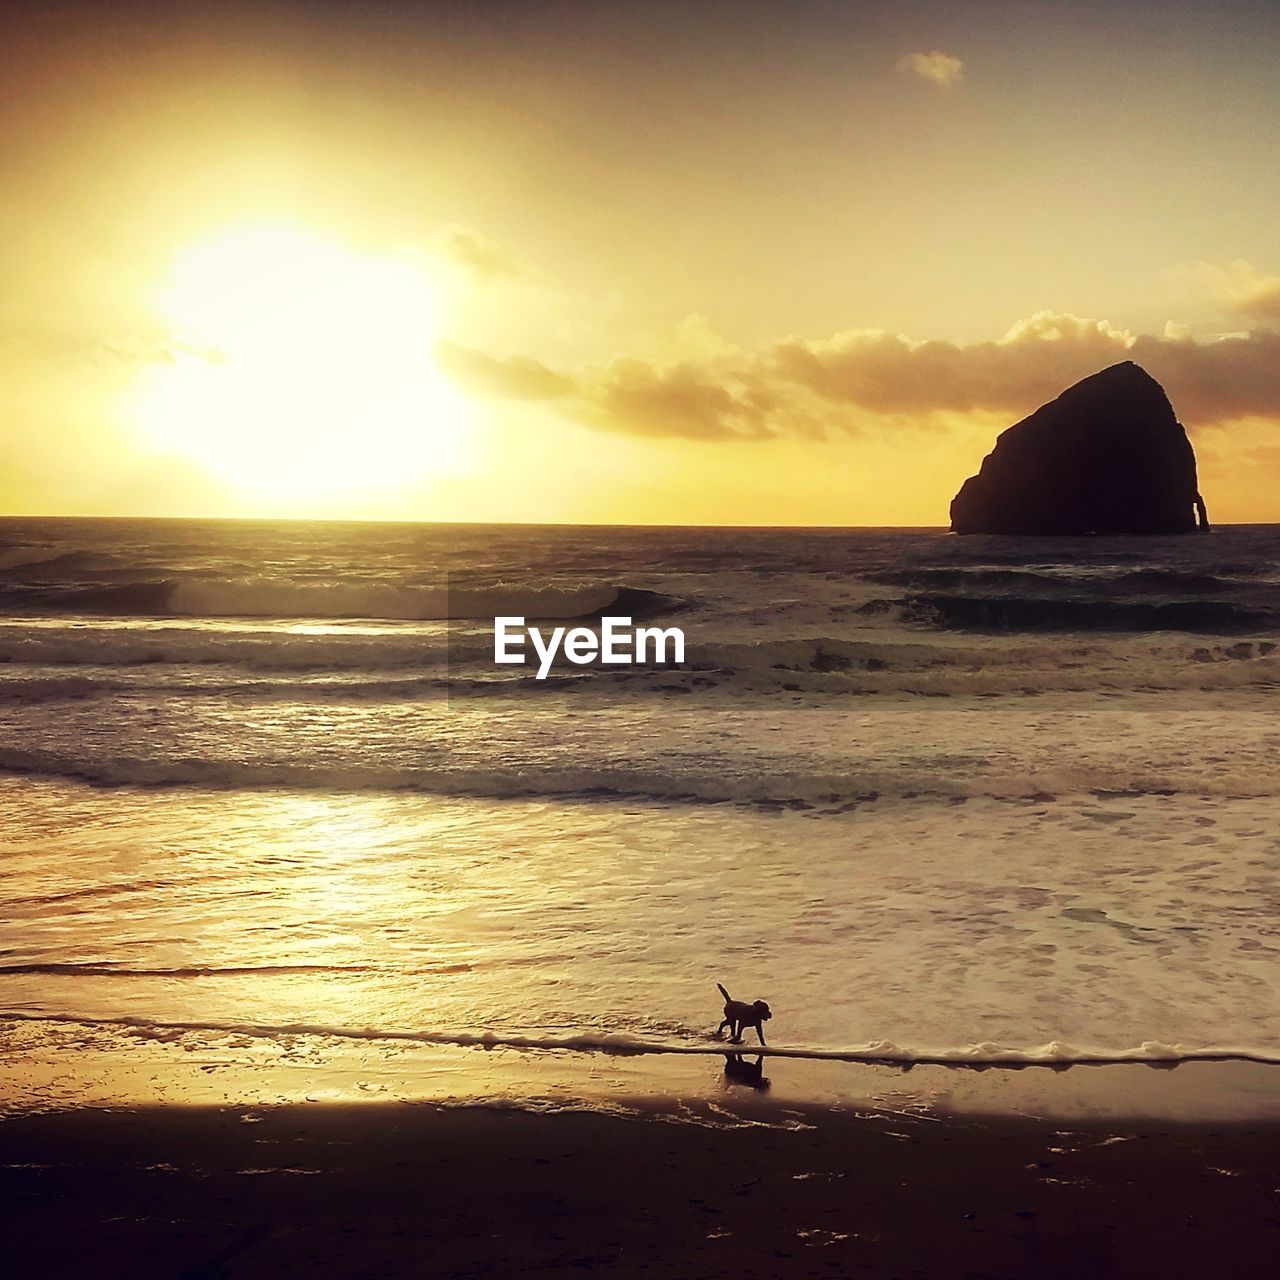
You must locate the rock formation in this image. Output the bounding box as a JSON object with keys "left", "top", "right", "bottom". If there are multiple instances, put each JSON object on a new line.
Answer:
{"left": 950, "top": 362, "right": 1209, "bottom": 535}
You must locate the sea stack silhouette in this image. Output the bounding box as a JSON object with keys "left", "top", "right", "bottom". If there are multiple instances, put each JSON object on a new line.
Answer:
{"left": 950, "top": 362, "right": 1209, "bottom": 535}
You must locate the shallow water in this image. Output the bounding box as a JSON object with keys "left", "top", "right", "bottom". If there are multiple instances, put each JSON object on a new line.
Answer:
{"left": 1, "top": 518, "right": 1278, "bottom": 1101}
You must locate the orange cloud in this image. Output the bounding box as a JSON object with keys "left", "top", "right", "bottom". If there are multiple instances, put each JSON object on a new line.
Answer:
{"left": 430, "top": 224, "right": 534, "bottom": 281}
{"left": 434, "top": 341, "right": 573, "bottom": 400}
{"left": 1193, "top": 259, "right": 1280, "bottom": 325}
{"left": 441, "top": 310, "right": 1280, "bottom": 440}
{"left": 895, "top": 51, "right": 963, "bottom": 89}
{"left": 581, "top": 356, "right": 779, "bottom": 440}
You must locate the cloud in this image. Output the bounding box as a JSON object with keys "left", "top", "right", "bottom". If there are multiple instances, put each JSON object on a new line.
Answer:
{"left": 438, "top": 339, "right": 782, "bottom": 440}
{"left": 439, "top": 308, "right": 1280, "bottom": 441}
{"left": 768, "top": 312, "right": 1280, "bottom": 428}
{"left": 1129, "top": 328, "right": 1280, "bottom": 424}
{"left": 895, "top": 51, "right": 963, "bottom": 89}
{"left": 1192, "top": 259, "right": 1280, "bottom": 325}
{"left": 584, "top": 356, "right": 777, "bottom": 440}
{"left": 434, "top": 340, "right": 572, "bottom": 400}
{"left": 430, "top": 224, "right": 534, "bottom": 281}
{"left": 770, "top": 313, "right": 1144, "bottom": 417}
{"left": 0, "top": 324, "right": 223, "bottom": 368}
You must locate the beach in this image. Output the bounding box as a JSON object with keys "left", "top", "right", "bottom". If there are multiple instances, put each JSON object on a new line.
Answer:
{"left": 4, "top": 1051, "right": 1279, "bottom": 1279}
{"left": 5, "top": 1029, "right": 1280, "bottom": 1276}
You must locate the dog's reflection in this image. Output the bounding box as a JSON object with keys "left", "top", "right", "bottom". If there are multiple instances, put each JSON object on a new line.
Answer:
{"left": 722, "top": 1052, "right": 771, "bottom": 1092}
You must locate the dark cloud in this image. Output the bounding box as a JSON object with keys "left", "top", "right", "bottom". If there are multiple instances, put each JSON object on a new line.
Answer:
{"left": 1132, "top": 329, "right": 1280, "bottom": 424}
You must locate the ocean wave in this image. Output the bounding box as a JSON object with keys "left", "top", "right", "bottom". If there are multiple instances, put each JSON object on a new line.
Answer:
{"left": 0, "top": 962, "right": 376, "bottom": 977}
{"left": 868, "top": 566, "right": 1239, "bottom": 594}
{"left": 899, "top": 593, "right": 1278, "bottom": 633}
{"left": 0, "top": 631, "right": 453, "bottom": 670}
{"left": 2, "top": 630, "right": 1278, "bottom": 703}
{"left": 1, "top": 744, "right": 1276, "bottom": 804}
{"left": 0, "top": 676, "right": 108, "bottom": 703}
{"left": 3, "top": 1010, "right": 1277, "bottom": 1068}
{"left": 685, "top": 634, "right": 1280, "bottom": 697}
{"left": 0, "top": 962, "right": 471, "bottom": 978}
{"left": 0, "top": 672, "right": 608, "bottom": 704}
{"left": 0, "top": 549, "right": 103, "bottom": 573}
{"left": 0, "top": 577, "right": 683, "bottom": 623}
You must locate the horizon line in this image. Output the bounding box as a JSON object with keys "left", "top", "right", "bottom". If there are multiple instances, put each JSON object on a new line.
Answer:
{"left": 1, "top": 513, "right": 1278, "bottom": 533}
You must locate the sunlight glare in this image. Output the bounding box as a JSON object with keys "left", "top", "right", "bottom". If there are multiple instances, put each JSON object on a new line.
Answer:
{"left": 132, "top": 226, "right": 470, "bottom": 503}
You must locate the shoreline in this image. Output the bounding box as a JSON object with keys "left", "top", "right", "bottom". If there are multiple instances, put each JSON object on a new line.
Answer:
{"left": 7, "top": 1018, "right": 1280, "bottom": 1121}
{"left": 10, "top": 1008, "right": 1280, "bottom": 1069}
{"left": 8, "top": 1018, "right": 1280, "bottom": 1124}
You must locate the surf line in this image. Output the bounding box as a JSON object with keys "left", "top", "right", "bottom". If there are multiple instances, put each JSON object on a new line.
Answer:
{"left": 5, "top": 1011, "right": 1280, "bottom": 1069}
{"left": 494, "top": 615, "right": 685, "bottom": 680}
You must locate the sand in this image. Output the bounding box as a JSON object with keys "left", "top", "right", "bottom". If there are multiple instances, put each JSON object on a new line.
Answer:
{"left": 3, "top": 1049, "right": 1279, "bottom": 1278}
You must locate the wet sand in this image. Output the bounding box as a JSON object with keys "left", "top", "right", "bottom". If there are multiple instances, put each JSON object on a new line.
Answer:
{"left": 3, "top": 1069, "right": 1279, "bottom": 1278}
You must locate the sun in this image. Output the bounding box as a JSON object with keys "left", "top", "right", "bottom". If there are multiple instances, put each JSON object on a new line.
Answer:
{"left": 131, "top": 225, "right": 471, "bottom": 505}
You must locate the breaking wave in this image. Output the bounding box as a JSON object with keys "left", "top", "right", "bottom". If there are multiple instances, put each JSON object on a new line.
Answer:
{"left": 3, "top": 1010, "right": 1277, "bottom": 1068}
{"left": 0, "top": 961, "right": 469, "bottom": 978}
{"left": 1, "top": 632, "right": 1277, "bottom": 701}
{"left": 1, "top": 744, "right": 1276, "bottom": 804}
{"left": 0, "top": 577, "right": 682, "bottom": 623}
{"left": 868, "top": 566, "right": 1253, "bottom": 594}
{"left": 898, "top": 593, "right": 1279, "bottom": 633}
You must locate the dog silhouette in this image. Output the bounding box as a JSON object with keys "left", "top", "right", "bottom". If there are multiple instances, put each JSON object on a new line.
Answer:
{"left": 715, "top": 982, "right": 771, "bottom": 1045}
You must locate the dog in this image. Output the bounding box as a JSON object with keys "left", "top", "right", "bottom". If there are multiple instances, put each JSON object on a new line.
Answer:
{"left": 715, "top": 982, "right": 771, "bottom": 1045}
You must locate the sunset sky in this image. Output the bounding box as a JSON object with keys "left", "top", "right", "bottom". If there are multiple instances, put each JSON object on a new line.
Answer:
{"left": 4, "top": 0, "right": 1280, "bottom": 524}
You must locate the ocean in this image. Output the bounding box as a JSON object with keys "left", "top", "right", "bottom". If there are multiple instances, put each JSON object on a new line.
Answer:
{"left": 2, "top": 517, "right": 1279, "bottom": 1107}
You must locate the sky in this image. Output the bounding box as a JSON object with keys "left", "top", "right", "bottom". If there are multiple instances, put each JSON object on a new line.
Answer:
{"left": 3, "top": 0, "right": 1280, "bottom": 524}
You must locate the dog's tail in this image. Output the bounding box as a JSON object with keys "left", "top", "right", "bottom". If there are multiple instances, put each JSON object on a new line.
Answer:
{"left": 716, "top": 982, "right": 731, "bottom": 1002}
